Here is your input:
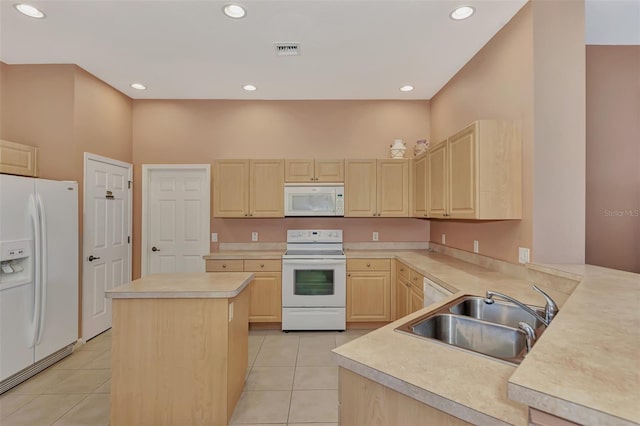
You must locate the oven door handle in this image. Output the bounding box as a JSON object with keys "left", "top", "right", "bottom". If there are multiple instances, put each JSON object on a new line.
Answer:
{"left": 283, "top": 259, "right": 346, "bottom": 265}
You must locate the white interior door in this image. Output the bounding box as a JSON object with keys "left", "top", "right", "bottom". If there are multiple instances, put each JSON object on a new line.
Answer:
{"left": 143, "top": 165, "right": 210, "bottom": 276}
{"left": 82, "top": 154, "right": 131, "bottom": 341}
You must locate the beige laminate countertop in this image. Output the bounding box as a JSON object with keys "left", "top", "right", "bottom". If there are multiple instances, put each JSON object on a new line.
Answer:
{"left": 105, "top": 272, "right": 254, "bottom": 299}
{"left": 201, "top": 248, "right": 639, "bottom": 425}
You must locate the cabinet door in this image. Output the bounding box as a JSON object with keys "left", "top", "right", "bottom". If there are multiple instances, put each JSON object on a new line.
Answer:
{"left": 0, "top": 139, "right": 38, "bottom": 177}
{"left": 377, "top": 159, "right": 409, "bottom": 217}
{"left": 413, "top": 154, "right": 428, "bottom": 218}
{"left": 285, "top": 159, "right": 315, "bottom": 182}
{"left": 448, "top": 124, "right": 476, "bottom": 218}
{"left": 250, "top": 160, "right": 284, "bottom": 217}
{"left": 248, "top": 272, "right": 282, "bottom": 322}
{"left": 346, "top": 271, "right": 391, "bottom": 321}
{"left": 409, "top": 285, "right": 424, "bottom": 314}
{"left": 344, "top": 160, "right": 377, "bottom": 217}
{"left": 427, "top": 141, "right": 448, "bottom": 218}
{"left": 396, "top": 277, "right": 410, "bottom": 320}
{"left": 213, "top": 160, "right": 250, "bottom": 217}
{"left": 315, "top": 160, "right": 344, "bottom": 182}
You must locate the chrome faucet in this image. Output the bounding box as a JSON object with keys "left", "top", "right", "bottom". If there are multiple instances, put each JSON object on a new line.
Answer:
{"left": 518, "top": 322, "right": 536, "bottom": 353}
{"left": 484, "top": 285, "right": 559, "bottom": 327}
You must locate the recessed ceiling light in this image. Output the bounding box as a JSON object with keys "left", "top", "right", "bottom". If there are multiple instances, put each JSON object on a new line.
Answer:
{"left": 223, "top": 4, "right": 246, "bottom": 19}
{"left": 14, "top": 3, "right": 45, "bottom": 19}
{"left": 243, "top": 84, "right": 257, "bottom": 91}
{"left": 450, "top": 6, "right": 475, "bottom": 20}
{"left": 400, "top": 85, "right": 414, "bottom": 92}
{"left": 130, "top": 83, "right": 147, "bottom": 90}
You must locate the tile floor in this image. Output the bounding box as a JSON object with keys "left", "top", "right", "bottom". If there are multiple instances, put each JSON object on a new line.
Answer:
{"left": 0, "top": 328, "right": 370, "bottom": 426}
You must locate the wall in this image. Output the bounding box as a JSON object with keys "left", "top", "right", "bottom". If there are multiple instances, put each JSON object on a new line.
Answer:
{"left": 585, "top": 46, "right": 640, "bottom": 273}
{"left": 132, "top": 100, "right": 430, "bottom": 277}
{"left": 428, "top": 4, "right": 534, "bottom": 264}
{"left": 531, "top": 0, "right": 585, "bottom": 264}
{"left": 429, "top": 1, "right": 586, "bottom": 265}
{"left": 0, "top": 62, "right": 133, "bottom": 336}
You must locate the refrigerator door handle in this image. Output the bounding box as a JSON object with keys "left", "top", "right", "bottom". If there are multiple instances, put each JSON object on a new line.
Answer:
{"left": 29, "top": 195, "right": 42, "bottom": 348}
{"left": 35, "top": 194, "right": 48, "bottom": 345}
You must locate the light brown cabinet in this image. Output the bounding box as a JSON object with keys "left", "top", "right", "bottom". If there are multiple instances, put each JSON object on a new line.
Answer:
{"left": 345, "top": 159, "right": 410, "bottom": 217}
{"left": 206, "top": 259, "right": 282, "bottom": 322}
{"left": 413, "top": 153, "right": 428, "bottom": 218}
{"left": 0, "top": 139, "right": 38, "bottom": 177}
{"left": 395, "top": 261, "right": 424, "bottom": 319}
{"left": 213, "top": 159, "right": 284, "bottom": 218}
{"left": 346, "top": 259, "right": 391, "bottom": 322}
{"left": 428, "top": 120, "right": 522, "bottom": 219}
{"left": 285, "top": 159, "right": 344, "bottom": 182}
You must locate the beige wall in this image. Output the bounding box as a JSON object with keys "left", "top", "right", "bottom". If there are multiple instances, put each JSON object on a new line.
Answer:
{"left": 132, "top": 100, "right": 430, "bottom": 277}
{"left": 428, "top": 4, "right": 534, "bottom": 264}
{"left": 0, "top": 62, "right": 133, "bottom": 336}
{"left": 531, "top": 0, "right": 585, "bottom": 264}
{"left": 586, "top": 46, "right": 640, "bottom": 273}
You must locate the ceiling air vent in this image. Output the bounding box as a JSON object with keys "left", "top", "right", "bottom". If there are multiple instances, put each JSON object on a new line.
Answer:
{"left": 274, "top": 42, "right": 300, "bottom": 56}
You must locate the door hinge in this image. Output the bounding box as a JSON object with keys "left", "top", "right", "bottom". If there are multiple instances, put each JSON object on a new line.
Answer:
{"left": 128, "top": 236, "right": 131, "bottom": 244}
{"left": 128, "top": 181, "right": 132, "bottom": 189}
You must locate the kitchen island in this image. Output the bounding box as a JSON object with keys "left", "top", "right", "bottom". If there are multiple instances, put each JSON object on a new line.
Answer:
{"left": 106, "top": 272, "right": 253, "bottom": 426}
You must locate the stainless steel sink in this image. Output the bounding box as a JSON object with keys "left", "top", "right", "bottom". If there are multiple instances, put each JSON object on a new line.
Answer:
{"left": 449, "top": 296, "right": 545, "bottom": 329}
{"left": 401, "top": 313, "right": 528, "bottom": 362}
{"left": 394, "top": 294, "right": 548, "bottom": 365}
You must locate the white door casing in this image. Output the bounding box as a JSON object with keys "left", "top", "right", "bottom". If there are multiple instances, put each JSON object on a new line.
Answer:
{"left": 82, "top": 153, "right": 132, "bottom": 341}
{"left": 142, "top": 165, "right": 210, "bottom": 276}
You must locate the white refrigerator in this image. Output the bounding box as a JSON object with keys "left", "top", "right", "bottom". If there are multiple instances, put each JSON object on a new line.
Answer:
{"left": 0, "top": 174, "right": 78, "bottom": 393}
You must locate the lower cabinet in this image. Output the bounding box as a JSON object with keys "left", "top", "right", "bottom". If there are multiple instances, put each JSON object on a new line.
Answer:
{"left": 206, "top": 259, "right": 282, "bottom": 323}
{"left": 395, "top": 262, "right": 425, "bottom": 319}
{"left": 339, "top": 368, "right": 471, "bottom": 426}
{"left": 346, "top": 259, "right": 391, "bottom": 322}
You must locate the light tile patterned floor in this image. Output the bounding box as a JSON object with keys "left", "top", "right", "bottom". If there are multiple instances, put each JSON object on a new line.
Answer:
{"left": 0, "top": 328, "right": 370, "bottom": 426}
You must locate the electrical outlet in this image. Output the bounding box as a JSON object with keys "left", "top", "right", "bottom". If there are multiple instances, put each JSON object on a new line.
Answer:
{"left": 518, "top": 247, "right": 530, "bottom": 264}
{"left": 211, "top": 232, "right": 218, "bottom": 242}
{"left": 473, "top": 240, "right": 479, "bottom": 253}
{"left": 441, "top": 234, "right": 446, "bottom": 245}
{"left": 251, "top": 232, "right": 258, "bottom": 242}
{"left": 372, "top": 232, "right": 379, "bottom": 241}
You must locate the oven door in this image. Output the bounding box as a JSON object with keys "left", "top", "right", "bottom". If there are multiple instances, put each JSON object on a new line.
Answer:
{"left": 282, "top": 259, "right": 346, "bottom": 307}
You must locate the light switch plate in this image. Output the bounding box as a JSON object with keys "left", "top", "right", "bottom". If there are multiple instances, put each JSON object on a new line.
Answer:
{"left": 518, "top": 247, "right": 530, "bottom": 264}
{"left": 251, "top": 232, "right": 258, "bottom": 242}
{"left": 372, "top": 232, "right": 379, "bottom": 241}
{"left": 211, "top": 232, "right": 218, "bottom": 242}
{"left": 473, "top": 240, "right": 479, "bottom": 253}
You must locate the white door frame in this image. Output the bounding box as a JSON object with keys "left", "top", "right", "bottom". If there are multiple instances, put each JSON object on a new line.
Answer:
{"left": 141, "top": 164, "right": 211, "bottom": 277}
{"left": 82, "top": 152, "right": 133, "bottom": 339}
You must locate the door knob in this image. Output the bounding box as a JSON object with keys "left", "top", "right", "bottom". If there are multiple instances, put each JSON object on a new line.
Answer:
{"left": 152, "top": 246, "right": 160, "bottom": 252}
{"left": 88, "top": 255, "right": 100, "bottom": 262}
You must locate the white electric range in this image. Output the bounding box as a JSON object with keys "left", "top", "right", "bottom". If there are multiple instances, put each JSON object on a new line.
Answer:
{"left": 281, "top": 230, "right": 346, "bottom": 331}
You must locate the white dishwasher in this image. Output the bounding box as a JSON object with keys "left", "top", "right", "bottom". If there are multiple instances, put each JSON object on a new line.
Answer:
{"left": 423, "top": 277, "right": 453, "bottom": 308}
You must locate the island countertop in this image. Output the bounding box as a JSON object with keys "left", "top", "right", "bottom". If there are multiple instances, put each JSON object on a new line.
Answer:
{"left": 105, "top": 272, "right": 254, "bottom": 299}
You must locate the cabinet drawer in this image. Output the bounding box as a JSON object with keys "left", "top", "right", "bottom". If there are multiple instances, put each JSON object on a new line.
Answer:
{"left": 409, "top": 269, "right": 424, "bottom": 295}
{"left": 244, "top": 259, "right": 281, "bottom": 272}
{"left": 347, "top": 258, "right": 390, "bottom": 271}
{"left": 396, "top": 262, "right": 410, "bottom": 281}
{"left": 206, "top": 259, "right": 244, "bottom": 272}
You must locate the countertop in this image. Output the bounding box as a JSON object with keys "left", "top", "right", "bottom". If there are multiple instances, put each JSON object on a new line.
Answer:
{"left": 106, "top": 272, "right": 254, "bottom": 299}
{"left": 204, "top": 250, "right": 284, "bottom": 260}
{"left": 203, "top": 248, "right": 639, "bottom": 425}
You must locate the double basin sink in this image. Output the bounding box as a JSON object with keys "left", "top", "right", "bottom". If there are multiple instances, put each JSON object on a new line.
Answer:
{"left": 395, "top": 295, "right": 546, "bottom": 365}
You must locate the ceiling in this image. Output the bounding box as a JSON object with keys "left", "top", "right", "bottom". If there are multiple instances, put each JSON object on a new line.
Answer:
{"left": 0, "top": 0, "right": 636, "bottom": 100}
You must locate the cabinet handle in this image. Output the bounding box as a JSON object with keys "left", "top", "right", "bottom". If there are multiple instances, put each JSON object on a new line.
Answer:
{"left": 347, "top": 273, "right": 351, "bottom": 277}
{"left": 244, "top": 213, "right": 248, "bottom": 217}
{"left": 310, "top": 177, "right": 314, "bottom": 181}
{"left": 400, "top": 268, "right": 405, "bottom": 272}
{"left": 366, "top": 263, "right": 371, "bottom": 267}
{"left": 260, "top": 263, "right": 264, "bottom": 268}
{"left": 372, "top": 213, "right": 376, "bottom": 217}
{"left": 222, "top": 264, "right": 227, "bottom": 268}
{"left": 413, "top": 277, "right": 418, "bottom": 281}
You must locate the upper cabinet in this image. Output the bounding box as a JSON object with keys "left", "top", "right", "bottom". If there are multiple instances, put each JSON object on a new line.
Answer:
{"left": 344, "top": 159, "right": 410, "bottom": 217}
{"left": 0, "top": 139, "right": 38, "bottom": 177}
{"left": 428, "top": 120, "right": 522, "bottom": 220}
{"left": 284, "top": 159, "right": 344, "bottom": 183}
{"left": 213, "top": 159, "right": 284, "bottom": 218}
{"left": 412, "top": 153, "right": 428, "bottom": 218}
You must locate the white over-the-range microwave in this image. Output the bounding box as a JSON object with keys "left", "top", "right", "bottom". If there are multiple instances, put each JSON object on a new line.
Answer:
{"left": 284, "top": 184, "right": 344, "bottom": 216}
